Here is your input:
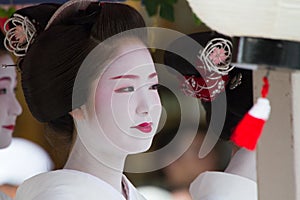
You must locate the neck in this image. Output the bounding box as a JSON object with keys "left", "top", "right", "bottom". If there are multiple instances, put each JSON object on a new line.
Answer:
{"left": 64, "top": 137, "right": 127, "bottom": 194}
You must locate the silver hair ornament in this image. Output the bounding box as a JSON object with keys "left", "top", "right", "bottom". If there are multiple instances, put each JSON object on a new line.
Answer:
{"left": 3, "top": 13, "right": 37, "bottom": 57}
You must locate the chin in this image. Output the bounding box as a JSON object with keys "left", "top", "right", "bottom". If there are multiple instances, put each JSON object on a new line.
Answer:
{"left": 125, "top": 138, "right": 153, "bottom": 154}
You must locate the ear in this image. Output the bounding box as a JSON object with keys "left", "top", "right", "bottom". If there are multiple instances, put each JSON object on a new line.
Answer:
{"left": 69, "top": 107, "right": 85, "bottom": 120}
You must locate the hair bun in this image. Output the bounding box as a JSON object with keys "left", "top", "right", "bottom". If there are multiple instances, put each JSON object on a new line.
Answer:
{"left": 16, "top": 4, "right": 61, "bottom": 34}
{"left": 45, "top": 0, "right": 98, "bottom": 29}
{"left": 0, "top": 31, "right": 5, "bottom": 51}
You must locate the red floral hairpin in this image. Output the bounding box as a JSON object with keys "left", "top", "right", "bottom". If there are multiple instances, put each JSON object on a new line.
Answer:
{"left": 181, "top": 74, "right": 229, "bottom": 101}
{"left": 182, "top": 38, "right": 235, "bottom": 101}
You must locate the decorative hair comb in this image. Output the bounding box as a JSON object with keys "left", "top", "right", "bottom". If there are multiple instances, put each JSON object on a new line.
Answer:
{"left": 181, "top": 37, "right": 236, "bottom": 101}
{"left": 3, "top": 13, "right": 37, "bottom": 57}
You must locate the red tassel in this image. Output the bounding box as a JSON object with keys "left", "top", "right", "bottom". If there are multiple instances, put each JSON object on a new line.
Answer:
{"left": 230, "top": 76, "right": 271, "bottom": 150}
{"left": 231, "top": 112, "right": 266, "bottom": 150}
{"left": 261, "top": 76, "right": 269, "bottom": 98}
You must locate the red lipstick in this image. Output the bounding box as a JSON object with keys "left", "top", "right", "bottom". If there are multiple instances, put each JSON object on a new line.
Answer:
{"left": 132, "top": 122, "right": 152, "bottom": 133}
{"left": 2, "top": 125, "right": 15, "bottom": 131}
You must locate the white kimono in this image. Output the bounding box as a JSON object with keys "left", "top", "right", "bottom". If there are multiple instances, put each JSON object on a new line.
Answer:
{"left": 15, "top": 169, "right": 146, "bottom": 200}
{"left": 0, "top": 138, "right": 53, "bottom": 186}
{"left": 190, "top": 171, "right": 257, "bottom": 200}
{"left": 15, "top": 149, "right": 257, "bottom": 200}
{"left": 190, "top": 148, "right": 257, "bottom": 200}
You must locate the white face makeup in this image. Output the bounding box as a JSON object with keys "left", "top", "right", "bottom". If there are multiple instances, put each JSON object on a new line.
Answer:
{"left": 76, "top": 40, "right": 162, "bottom": 157}
{"left": 93, "top": 41, "right": 162, "bottom": 154}
{"left": 0, "top": 54, "right": 22, "bottom": 148}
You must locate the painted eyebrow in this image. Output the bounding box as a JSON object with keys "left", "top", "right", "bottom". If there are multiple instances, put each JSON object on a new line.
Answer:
{"left": 110, "top": 73, "right": 158, "bottom": 80}
{"left": 148, "top": 72, "right": 157, "bottom": 79}
{"left": 110, "top": 75, "right": 139, "bottom": 80}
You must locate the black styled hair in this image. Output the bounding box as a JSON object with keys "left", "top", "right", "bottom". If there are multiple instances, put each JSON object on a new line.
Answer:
{"left": 201, "top": 68, "right": 253, "bottom": 140}
{"left": 12, "top": 2, "right": 146, "bottom": 138}
{"left": 164, "top": 31, "right": 232, "bottom": 77}
{"left": 0, "top": 31, "right": 5, "bottom": 52}
{"left": 0, "top": 31, "right": 8, "bottom": 56}
{"left": 164, "top": 31, "right": 253, "bottom": 140}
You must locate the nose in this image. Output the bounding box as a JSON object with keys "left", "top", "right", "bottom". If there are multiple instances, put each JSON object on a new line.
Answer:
{"left": 136, "top": 98, "right": 149, "bottom": 116}
{"left": 135, "top": 90, "right": 150, "bottom": 116}
{"left": 9, "top": 94, "right": 23, "bottom": 117}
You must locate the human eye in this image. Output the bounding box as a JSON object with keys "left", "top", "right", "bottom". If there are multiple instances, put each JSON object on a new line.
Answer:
{"left": 0, "top": 88, "right": 7, "bottom": 95}
{"left": 114, "top": 86, "right": 135, "bottom": 93}
{"left": 149, "top": 84, "right": 160, "bottom": 90}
